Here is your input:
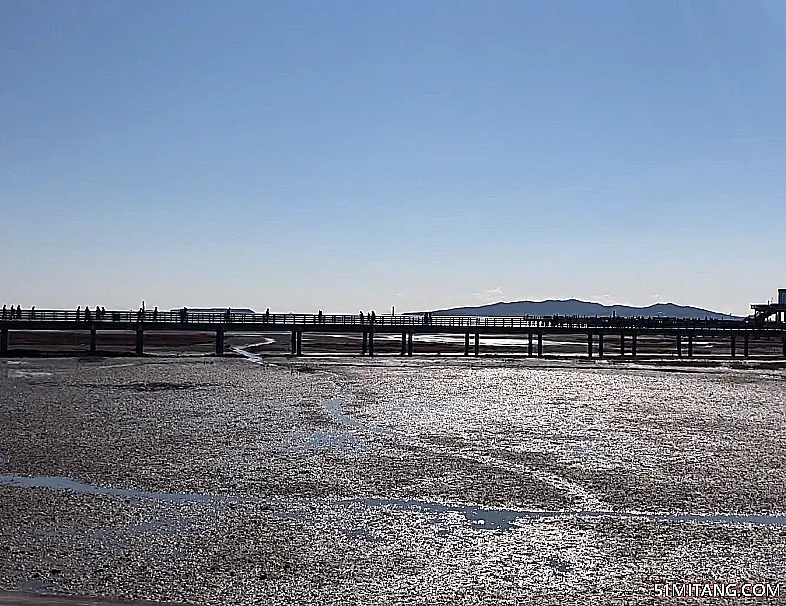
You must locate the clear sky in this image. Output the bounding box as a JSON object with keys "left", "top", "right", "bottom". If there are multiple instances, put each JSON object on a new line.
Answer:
{"left": 2, "top": 1, "right": 785, "bottom": 315}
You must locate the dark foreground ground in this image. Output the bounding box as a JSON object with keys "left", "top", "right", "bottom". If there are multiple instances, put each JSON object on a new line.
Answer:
{"left": 1, "top": 352, "right": 786, "bottom": 605}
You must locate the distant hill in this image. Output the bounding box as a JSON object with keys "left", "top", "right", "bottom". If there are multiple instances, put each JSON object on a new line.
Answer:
{"left": 169, "top": 307, "right": 256, "bottom": 315}
{"left": 413, "top": 299, "right": 739, "bottom": 320}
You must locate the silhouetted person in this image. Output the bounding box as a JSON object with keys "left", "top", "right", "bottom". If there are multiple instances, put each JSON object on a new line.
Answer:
{"left": 30, "top": 306, "right": 36, "bottom": 319}
{"left": 76, "top": 306, "right": 81, "bottom": 322}
{"left": 265, "top": 308, "right": 270, "bottom": 323}
{"left": 1, "top": 305, "right": 6, "bottom": 320}
{"left": 85, "top": 307, "right": 91, "bottom": 322}
{"left": 318, "top": 310, "right": 323, "bottom": 324}
{"left": 370, "top": 311, "right": 376, "bottom": 325}
{"left": 225, "top": 308, "right": 231, "bottom": 322}
{"left": 153, "top": 306, "right": 158, "bottom": 322}
{"left": 359, "top": 311, "right": 364, "bottom": 324}
{"left": 16, "top": 305, "right": 21, "bottom": 319}
{"left": 95, "top": 306, "right": 100, "bottom": 321}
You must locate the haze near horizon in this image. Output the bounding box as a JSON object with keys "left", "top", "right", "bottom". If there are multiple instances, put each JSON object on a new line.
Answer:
{"left": 2, "top": 1, "right": 785, "bottom": 316}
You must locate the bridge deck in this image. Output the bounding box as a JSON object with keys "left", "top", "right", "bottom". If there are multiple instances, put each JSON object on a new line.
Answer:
{"left": 1, "top": 309, "right": 783, "bottom": 332}
{"left": 2, "top": 309, "right": 785, "bottom": 358}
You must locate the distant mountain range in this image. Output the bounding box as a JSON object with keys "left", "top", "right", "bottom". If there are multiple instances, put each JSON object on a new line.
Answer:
{"left": 414, "top": 299, "right": 740, "bottom": 320}
{"left": 169, "top": 307, "right": 256, "bottom": 314}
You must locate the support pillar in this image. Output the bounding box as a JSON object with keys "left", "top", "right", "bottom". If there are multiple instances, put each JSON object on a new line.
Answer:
{"left": 464, "top": 333, "right": 470, "bottom": 356}
{"left": 676, "top": 334, "right": 682, "bottom": 358}
{"left": 587, "top": 333, "right": 593, "bottom": 358}
{"left": 215, "top": 329, "right": 224, "bottom": 356}
{"left": 291, "top": 330, "right": 297, "bottom": 355}
{"left": 620, "top": 333, "right": 625, "bottom": 357}
{"left": 0, "top": 328, "right": 7, "bottom": 355}
{"left": 407, "top": 331, "right": 413, "bottom": 356}
{"left": 296, "top": 331, "right": 302, "bottom": 356}
{"left": 598, "top": 333, "right": 604, "bottom": 357}
{"left": 474, "top": 333, "right": 479, "bottom": 357}
{"left": 401, "top": 333, "right": 407, "bottom": 356}
{"left": 537, "top": 332, "right": 543, "bottom": 357}
{"left": 90, "top": 327, "right": 97, "bottom": 354}
{"left": 731, "top": 335, "right": 736, "bottom": 357}
{"left": 368, "top": 330, "right": 374, "bottom": 356}
{"left": 135, "top": 329, "right": 144, "bottom": 356}
{"left": 687, "top": 334, "right": 694, "bottom": 358}
{"left": 632, "top": 333, "right": 638, "bottom": 357}
{"left": 362, "top": 332, "right": 367, "bottom": 355}
{"left": 528, "top": 333, "right": 533, "bottom": 357}
{"left": 744, "top": 334, "right": 749, "bottom": 358}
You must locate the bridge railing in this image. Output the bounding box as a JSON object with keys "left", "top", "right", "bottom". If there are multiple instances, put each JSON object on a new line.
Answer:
{"left": 0, "top": 309, "right": 774, "bottom": 330}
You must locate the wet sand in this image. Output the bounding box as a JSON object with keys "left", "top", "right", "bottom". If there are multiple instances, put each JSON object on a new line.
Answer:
{"left": 1, "top": 354, "right": 786, "bottom": 604}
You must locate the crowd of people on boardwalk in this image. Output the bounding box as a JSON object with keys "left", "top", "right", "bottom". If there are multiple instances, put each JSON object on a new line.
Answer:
{"left": 2, "top": 305, "right": 23, "bottom": 319}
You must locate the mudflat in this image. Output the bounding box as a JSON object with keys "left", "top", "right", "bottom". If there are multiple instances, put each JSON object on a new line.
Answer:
{"left": 1, "top": 355, "right": 785, "bottom": 604}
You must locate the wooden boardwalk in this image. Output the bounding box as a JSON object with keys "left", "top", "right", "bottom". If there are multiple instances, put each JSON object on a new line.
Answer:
{"left": 1, "top": 309, "right": 785, "bottom": 358}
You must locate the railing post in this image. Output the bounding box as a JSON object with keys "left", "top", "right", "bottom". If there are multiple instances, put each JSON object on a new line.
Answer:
{"left": 528, "top": 332, "right": 533, "bottom": 357}
{"left": 632, "top": 333, "right": 638, "bottom": 357}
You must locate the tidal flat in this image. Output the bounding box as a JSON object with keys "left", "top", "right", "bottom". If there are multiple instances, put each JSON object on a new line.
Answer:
{"left": 1, "top": 355, "right": 786, "bottom": 605}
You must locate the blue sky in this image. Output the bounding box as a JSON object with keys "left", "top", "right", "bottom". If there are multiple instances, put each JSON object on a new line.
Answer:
{"left": 2, "top": 1, "right": 785, "bottom": 315}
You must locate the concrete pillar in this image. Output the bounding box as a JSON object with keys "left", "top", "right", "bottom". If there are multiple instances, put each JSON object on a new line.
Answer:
{"left": 464, "top": 333, "right": 470, "bottom": 356}
{"left": 0, "top": 328, "right": 7, "bottom": 354}
{"left": 587, "top": 333, "right": 594, "bottom": 358}
{"left": 362, "top": 332, "right": 367, "bottom": 355}
{"left": 407, "top": 331, "right": 413, "bottom": 356}
{"left": 620, "top": 333, "right": 625, "bottom": 357}
{"left": 215, "top": 329, "right": 224, "bottom": 356}
{"left": 687, "top": 334, "right": 694, "bottom": 358}
{"left": 90, "top": 328, "right": 97, "bottom": 354}
{"left": 368, "top": 330, "right": 374, "bottom": 357}
{"left": 731, "top": 335, "right": 736, "bottom": 357}
{"left": 528, "top": 333, "right": 533, "bottom": 357}
{"left": 632, "top": 333, "right": 638, "bottom": 357}
{"left": 401, "top": 333, "right": 407, "bottom": 356}
{"left": 676, "top": 335, "right": 682, "bottom": 358}
{"left": 296, "top": 331, "right": 303, "bottom": 356}
{"left": 135, "top": 329, "right": 144, "bottom": 356}
{"left": 744, "top": 334, "right": 750, "bottom": 358}
{"left": 474, "top": 333, "right": 480, "bottom": 356}
{"left": 291, "top": 330, "right": 297, "bottom": 355}
{"left": 598, "top": 333, "right": 604, "bottom": 357}
{"left": 537, "top": 332, "right": 543, "bottom": 357}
